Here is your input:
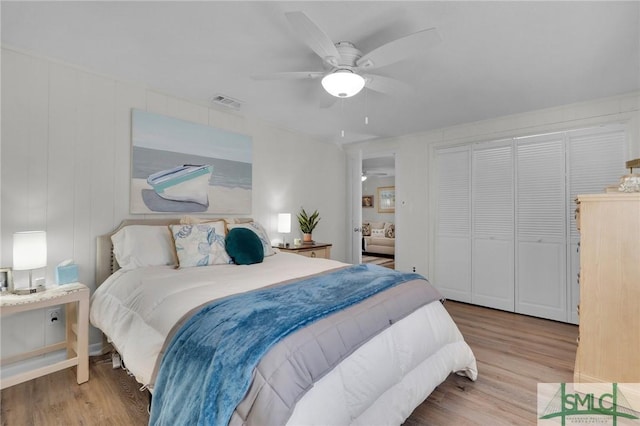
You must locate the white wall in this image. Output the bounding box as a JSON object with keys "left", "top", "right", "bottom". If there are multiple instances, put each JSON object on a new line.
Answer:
{"left": 347, "top": 91, "right": 640, "bottom": 278}
{"left": 0, "top": 47, "right": 347, "bottom": 360}
{"left": 362, "top": 175, "right": 395, "bottom": 224}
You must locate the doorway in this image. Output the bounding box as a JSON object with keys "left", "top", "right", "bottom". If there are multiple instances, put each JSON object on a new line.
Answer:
{"left": 361, "top": 155, "right": 395, "bottom": 269}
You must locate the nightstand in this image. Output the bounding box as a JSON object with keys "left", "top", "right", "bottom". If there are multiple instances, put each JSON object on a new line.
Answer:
{"left": 276, "top": 242, "right": 332, "bottom": 259}
{"left": 0, "top": 282, "right": 89, "bottom": 389}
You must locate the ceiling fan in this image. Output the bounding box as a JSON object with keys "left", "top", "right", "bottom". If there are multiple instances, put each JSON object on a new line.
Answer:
{"left": 253, "top": 11, "right": 441, "bottom": 99}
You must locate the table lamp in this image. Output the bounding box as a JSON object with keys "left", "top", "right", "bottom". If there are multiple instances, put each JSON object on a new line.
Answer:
{"left": 277, "top": 213, "right": 291, "bottom": 247}
{"left": 13, "top": 231, "right": 47, "bottom": 294}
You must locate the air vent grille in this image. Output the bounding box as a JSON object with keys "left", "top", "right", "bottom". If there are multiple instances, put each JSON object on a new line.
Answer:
{"left": 210, "top": 94, "right": 243, "bottom": 110}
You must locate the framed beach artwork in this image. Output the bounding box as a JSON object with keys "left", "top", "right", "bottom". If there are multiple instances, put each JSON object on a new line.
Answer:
{"left": 377, "top": 186, "right": 395, "bottom": 213}
{"left": 131, "top": 109, "right": 252, "bottom": 214}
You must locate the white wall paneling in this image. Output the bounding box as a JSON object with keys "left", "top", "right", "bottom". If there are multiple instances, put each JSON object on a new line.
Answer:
{"left": 1, "top": 48, "right": 347, "bottom": 365}
{"left": 348, "top": 150, "right": 363, "bottom": 265}
{"left": 1, "top": 50, "right": 51, "bottom": 358}
{"left": 394, "top": 139, "right": 429, "bottom": 276}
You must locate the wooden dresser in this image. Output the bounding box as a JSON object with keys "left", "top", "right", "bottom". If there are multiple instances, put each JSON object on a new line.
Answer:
{"left": 574, "top": 193, "right": 640, "bottom": 383}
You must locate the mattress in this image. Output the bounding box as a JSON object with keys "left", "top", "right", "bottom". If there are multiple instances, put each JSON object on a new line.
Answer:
{"left": 90, "top": 252, "right": 477, "bottom": 424}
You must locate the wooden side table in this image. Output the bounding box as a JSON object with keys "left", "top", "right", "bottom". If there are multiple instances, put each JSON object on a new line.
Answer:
{"left": 276, "top": 242, "right": 332, "bottom": 259}
{"left": 0, "top": 282, "right": 89, "bottom": 389}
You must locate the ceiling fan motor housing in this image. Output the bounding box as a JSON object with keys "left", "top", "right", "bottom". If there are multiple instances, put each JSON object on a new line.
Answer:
{"left": 332, "top": 41, "right": 362, "bottom": 68}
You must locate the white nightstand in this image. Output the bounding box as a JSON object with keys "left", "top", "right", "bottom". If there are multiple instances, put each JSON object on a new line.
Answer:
{"left": 0, "top": 283, "right": 89, "bottom": 389}
{"left": 275, "top": 242, "right": 332, "bottom": 259}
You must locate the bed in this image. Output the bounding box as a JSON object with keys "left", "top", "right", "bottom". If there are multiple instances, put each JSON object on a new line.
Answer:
{"left": 91, "top": 219, "right": 477, "bottom": 425}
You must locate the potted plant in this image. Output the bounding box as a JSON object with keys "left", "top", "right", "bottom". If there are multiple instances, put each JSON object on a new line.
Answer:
{"left": 297, "top": 208, "right": 320, "bottom": 243}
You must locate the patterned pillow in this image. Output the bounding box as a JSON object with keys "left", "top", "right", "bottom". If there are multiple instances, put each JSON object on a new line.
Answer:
{"left": 371, "top": 229, "right": 385, "bottom": 238}
{"left": 362, "top": 223, "right": 371, "bottom": 236}
{"left": 384, "top": 223, "right": 395, "bottom": 238}
{"left": 170, "top": 222, "right": 231, "bottom": 268}
{"left": 227, "top": 222, "right": 275, "bottom": 257}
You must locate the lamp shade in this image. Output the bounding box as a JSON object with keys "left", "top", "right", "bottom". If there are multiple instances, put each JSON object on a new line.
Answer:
{"left": 321, "top": 70, "right": 365, "bottom": 98}
{"left": 277, "top": 213, "right": 291, "bottom": 234}
{"left": 13, "top": 231, "right": 47, "bottom": 271}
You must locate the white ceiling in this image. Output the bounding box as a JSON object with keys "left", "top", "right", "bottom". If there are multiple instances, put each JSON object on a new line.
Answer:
{"left": 2, "top": 1, "right": 639, "bottom": 145}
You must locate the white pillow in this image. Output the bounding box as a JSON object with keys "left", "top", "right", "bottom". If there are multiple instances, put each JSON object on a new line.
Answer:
{"left": 227, "top": 222, "right": 275, "bottom": 257}
{"left": 170, "top": 222, "right": 231, "bottom": 268}
{"left": 371, "top": 229, "right": 385, "bottom": 238}
{"left": 111, "top": 225, "right": 177, "bottom": 270}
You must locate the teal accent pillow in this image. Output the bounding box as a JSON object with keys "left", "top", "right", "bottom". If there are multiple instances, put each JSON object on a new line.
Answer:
{"left": 225, "top": 228, "right": 264, "bottom": 265}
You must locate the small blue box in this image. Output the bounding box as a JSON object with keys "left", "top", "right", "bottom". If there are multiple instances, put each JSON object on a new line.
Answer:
{"left": 56, "top": 264, "right": 78, "bottom": 285}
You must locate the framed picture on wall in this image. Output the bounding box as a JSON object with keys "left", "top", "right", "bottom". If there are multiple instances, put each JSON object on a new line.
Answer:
{"left": 130, "top": 109, "right": 253, "bottom": 214}
{"left": 362, "top": 195, "right": 374, "bottom": 208}
{"left": 377, "top": 186, "right": 395, "bottom": 213}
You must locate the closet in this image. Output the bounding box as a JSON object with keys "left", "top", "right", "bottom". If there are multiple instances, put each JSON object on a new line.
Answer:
{"left": 434, "top": 124, "right": 627, "bottom": 322}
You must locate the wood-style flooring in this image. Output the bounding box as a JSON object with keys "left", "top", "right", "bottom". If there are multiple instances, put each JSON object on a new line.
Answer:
{"left": 362, "top": 254, "right": 395, "bottom": 269}
{"left": 0, "top": 301, "right": 578, "bottom": 425}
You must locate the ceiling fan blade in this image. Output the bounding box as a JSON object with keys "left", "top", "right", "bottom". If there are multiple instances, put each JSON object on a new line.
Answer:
{"left": 356, "top": 28, "right": 441, "bottom": 70}
{"left": 251, "top": 71, "right": 324, "bottom": 80}
{"left": 285, "top": 11, "right": 340, "bottom": 66}
{"left": 363, "top": 74, "right": 412, "bottom": 97}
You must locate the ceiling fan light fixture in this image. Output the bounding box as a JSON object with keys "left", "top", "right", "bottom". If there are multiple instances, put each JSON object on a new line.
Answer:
{"left": 322, "top": 70, "right": 365, "bottom": 98}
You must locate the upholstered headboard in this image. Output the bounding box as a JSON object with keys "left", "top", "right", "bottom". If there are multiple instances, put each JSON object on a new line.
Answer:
{"left": 96, "top": 219, "right": 179, "bottom": 287}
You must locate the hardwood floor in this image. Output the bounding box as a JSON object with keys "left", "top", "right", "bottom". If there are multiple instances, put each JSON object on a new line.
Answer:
{"left": 362, "top": 254, "right": 395, "bottom": 269}
{"left": 0, "top": 301, "right": 578, "bottom": 425}
{"left": 404, "top": 301, "right": 578, "bottom": 425}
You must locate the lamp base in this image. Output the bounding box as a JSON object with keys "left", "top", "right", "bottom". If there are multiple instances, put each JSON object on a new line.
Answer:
{"left": 13, "top": 285, "right": 46, "bottom": 295}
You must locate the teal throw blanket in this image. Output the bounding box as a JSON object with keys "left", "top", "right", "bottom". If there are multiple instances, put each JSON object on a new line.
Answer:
{"left": 149, "top": 263, "right": 422, "bottom": 425}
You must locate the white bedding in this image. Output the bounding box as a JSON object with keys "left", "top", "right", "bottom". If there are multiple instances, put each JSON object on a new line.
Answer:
{"left": 90, "top": 252, "right": 477, "bottom": 424}
{"left": 90, "top": 252, "right": 345, "bottom": 385}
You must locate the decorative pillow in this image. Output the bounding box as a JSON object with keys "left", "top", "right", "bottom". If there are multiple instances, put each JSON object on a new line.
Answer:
{"left": 384, "top": 223, "right": 395, "bottom": 238}
{"left": 362, "top": 222, "right": 371, "bottom": 236}
{"left": 225, "top": 228, "right": 264, "bottom": 265}
{"left": 227, "top": 222, "right": 275, "bottom": 257}
{"left": 111, "top": 225, "right": 177, "bottom": 270}
{"left": 370, "top": 221, "right": 385, "bottom": 230}
{"left": 170, "top": 223, "right": 231, "bottom": 268}
{"left": 371, "top": 229, "right": 385, "bottom": 238}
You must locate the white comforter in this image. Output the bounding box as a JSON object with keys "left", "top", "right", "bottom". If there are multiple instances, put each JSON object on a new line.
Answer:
{"left": 90, "top": 253, "right": 477, "bottom": 424}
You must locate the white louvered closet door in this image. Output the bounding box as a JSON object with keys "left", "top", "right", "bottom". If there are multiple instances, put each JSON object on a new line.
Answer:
{"left": 566, "top": 124, "right": 627, "bottom": 324}
{"left": 434, "top": 146, "right": 471, "bottom": 302}
{"left": 471, "top": 140, "right": 514, "bottom": 311}
{"left": 516, "top": 134, "right": 567, "bottom": 321}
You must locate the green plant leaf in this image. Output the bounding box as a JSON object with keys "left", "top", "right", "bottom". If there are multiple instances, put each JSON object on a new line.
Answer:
{"left": 297, "top": 207, "right": 320, "bottom": 234}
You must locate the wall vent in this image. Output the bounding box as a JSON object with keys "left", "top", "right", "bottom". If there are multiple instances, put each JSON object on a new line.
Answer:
{"left": 209, "top": 94, "right": 243, "bottom": 110}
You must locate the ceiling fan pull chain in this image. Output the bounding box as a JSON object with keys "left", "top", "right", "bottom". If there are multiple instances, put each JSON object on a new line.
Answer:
{"left": 365, "top": 88, "right": 369, "bottom": 125}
